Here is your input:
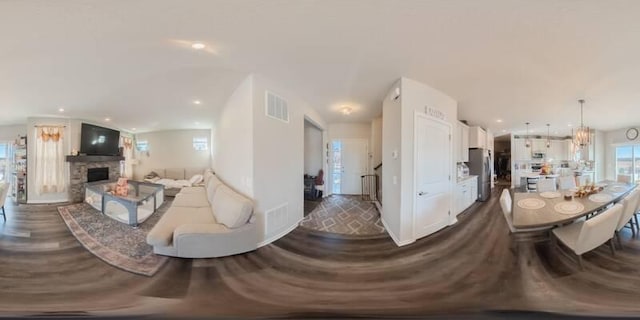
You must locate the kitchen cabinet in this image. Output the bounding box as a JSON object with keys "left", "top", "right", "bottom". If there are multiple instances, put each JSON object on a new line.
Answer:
{"left": 469, "top": 126, "right": 486, "bottom": 149}
{"left": 486, "top": 131, "right": 494, "bottom": 152}
{"left": 455, "top": 175, "right": 478, "bottom": 214}
{"left": 547, "top": 140, "right": 566, "bottom": 161}
{"left": 513, "top": 138, "right": 531, "bottom": 161}
{"left": 456, "top": 121, "right": 469, "bottom": 162}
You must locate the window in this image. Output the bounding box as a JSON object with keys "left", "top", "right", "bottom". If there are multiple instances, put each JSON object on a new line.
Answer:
{"left": 615, "top": 144, "right": 640, "bottom": 183}
{"left": 193, "top": 137, "right": 208, "bottom": 151}
{"left": 136, "top": 140, "right": 149, "bottom": 152}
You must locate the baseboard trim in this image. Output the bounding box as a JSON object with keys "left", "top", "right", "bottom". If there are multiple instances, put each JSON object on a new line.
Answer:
{"left": 380, "top": 215, "right": 415, "bottom": 247}
{"left": 257, "top": 217, "right": 303, "bottom": 248}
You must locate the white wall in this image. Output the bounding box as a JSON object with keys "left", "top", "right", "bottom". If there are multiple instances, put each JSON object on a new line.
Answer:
{"left": 212, "top": 76, "right": 254, "bottom": 197}
{"left": 0, "top": 125, "right": 27, "bottom": 142}
{"left": 133, "top": 129, "right": 212, "bottom": 181}
{"left": 304, "top": 121, "right": 323, "bottom": 176}
{"left": 212, "top": 73, "right": 327, "bottom": 247}
{"left": 382, "top": 77, "right": 458, "bottom": 246}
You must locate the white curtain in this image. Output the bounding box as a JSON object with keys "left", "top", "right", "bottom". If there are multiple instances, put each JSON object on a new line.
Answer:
{"left": 121, "top": 136, "right": 134, "bottom": 178}
{"left": 34, "top": 127, "right": 66, "bottom": 194}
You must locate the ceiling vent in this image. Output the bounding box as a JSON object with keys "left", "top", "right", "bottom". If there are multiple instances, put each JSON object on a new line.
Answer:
{"left": 265, "top": 91, "right": 289, "bottom": 123}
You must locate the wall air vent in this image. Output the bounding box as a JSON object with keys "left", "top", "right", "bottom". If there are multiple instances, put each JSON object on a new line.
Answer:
{"left": 265, "top": 91, "right": 289, "bottom": 123}
{"left": 265, "top": 203, "right": 289, "bottom": 235}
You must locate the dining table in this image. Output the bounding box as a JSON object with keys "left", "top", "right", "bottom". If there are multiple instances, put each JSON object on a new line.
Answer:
{"left": 512, "top": 181, "right": 637, "bottom": 229}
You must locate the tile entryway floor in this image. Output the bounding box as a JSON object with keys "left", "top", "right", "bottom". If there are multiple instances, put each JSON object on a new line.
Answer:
{"left": 300, "top": 195, "right": 385, "bottom": 235}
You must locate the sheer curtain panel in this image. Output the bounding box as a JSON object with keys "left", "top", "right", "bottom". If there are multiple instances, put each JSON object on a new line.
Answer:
{"left": 34, "top": 126, "right": 66, "bottom": 194}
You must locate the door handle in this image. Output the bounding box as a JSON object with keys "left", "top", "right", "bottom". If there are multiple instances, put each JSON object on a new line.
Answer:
{"left": 418, "top": 191, "right": 428, "bottom": 196}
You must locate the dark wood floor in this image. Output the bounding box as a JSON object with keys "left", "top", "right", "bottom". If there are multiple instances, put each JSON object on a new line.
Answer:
{"left": 1, "top": 187, "right": 640, "bottom": 319}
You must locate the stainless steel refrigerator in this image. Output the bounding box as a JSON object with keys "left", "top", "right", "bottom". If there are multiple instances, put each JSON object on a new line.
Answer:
{"left": 467, "top": 148, "right": 491, "bottom": 202}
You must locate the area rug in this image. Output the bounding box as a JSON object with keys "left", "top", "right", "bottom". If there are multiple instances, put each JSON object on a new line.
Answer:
{"left": 300, "top": 195, "right": 385, "bottom": 235}
{"left": 57, "top": 202, "right": 170, "bottom": 276}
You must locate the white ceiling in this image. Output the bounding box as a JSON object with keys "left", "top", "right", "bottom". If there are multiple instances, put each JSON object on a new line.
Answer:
{"left": 2, "top": 0, "right": 640, "bottom": 134}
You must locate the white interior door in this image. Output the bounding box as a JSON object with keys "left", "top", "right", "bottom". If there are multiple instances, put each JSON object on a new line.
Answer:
{"left": 332, "top": 139, "right": 368, "bottom": 195}
{"left": 414, "top": 113, "right": 452, "bottom": 239}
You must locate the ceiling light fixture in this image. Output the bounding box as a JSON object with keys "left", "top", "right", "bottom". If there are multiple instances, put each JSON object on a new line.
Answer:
{"left": 58, "top": 108, "right": 65, "bottom": 112}
{"left": 193, "top": 100, "right": 202, "bottom": 105}
{"left": 132, "top": 128, "right": 137, "bottom": 131}
{"left": 341, "top": 107, "right": 352, "bottom": 115}
{"left": 105, "top": 117, "right": 111, "bottom": 122}
{"left": 572, "top": 99, "right": 591, "bottom": 148}
{"left": 191, "top": 43, "right": 206, "bottom": 50}
{"left": 546, "top": 124, "right": 551, "bottom": 148}
{"left": 525, "top": 122, "right": 531, "bottom": 148}
{"left": 496, "top": 119, "right": 503, "bottom": 123}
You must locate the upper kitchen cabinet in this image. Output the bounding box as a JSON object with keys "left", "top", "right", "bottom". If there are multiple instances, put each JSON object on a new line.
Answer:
{"left": 486, "top": 131, "right": 494, "bottom": 153}
{"left": 469, "top": 126, "right": 487, "bottom": 149}
{"left": 547, "top": 139, "right": 566, "bottom": 161}
{"left": 456, "top": 121, "right": 469, "bottom": 162}
{"left": 513, "top": 138, "right": 531, "bottom": 161}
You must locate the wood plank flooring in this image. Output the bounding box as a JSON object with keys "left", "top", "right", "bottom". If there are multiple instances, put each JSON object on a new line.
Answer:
{"left": 1, "top": 188, "right": 640, "bottom": 318}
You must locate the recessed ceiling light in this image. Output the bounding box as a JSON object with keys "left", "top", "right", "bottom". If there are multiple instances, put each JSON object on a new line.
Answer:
{"left": 132, "top": 128, "right": 137, "bottom": 131}
{"left": 58, "top": 108, "right": 65, "bottom": 112}
{"left": 496, "top": 119, "right": 503, "bottom": 123}
{"left": 193, "top": 100, "right": 202, "bottom": 105}
{"left": 341, "top": 107, "right": 352, "bottom": 115}
{"left": 191, "top": 43, "right": 205, "bottom": 50}
{"left": 105, "top": 117, "right": 111, "bottom": 122}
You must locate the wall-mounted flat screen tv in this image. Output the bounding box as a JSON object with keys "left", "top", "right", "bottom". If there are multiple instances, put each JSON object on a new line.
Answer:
{"left": 80, "top": 123, "right": 121, "bottom": 156}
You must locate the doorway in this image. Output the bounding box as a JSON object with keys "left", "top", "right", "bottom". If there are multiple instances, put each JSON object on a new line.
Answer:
{"left": 304, "top": 119, "right": 324, "bottom": 214}
{"left": 331, "top": 139, "right": 368, "bottom": 195}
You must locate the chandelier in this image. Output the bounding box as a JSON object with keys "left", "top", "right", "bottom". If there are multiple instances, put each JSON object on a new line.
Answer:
{"left": 546, "top": 124, "right": 551, "bottom": 148}
{"left": 573, "top": 99, "right": 591, "bottom": 148}
{"left": 525, "top": 122, "right": 531, "bottom": 148}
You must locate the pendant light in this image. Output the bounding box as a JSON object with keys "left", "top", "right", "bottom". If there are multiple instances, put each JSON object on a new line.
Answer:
{"left": 573, "top": 99, "right": 591, "bottom": 148}
{"left": 525, "top": 122, "right": 531, "bottom": 148}
{"left": 546, "top": 124, "right": 551, "bottom": 148}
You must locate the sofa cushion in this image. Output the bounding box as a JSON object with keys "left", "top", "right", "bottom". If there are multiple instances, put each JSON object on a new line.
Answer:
{"left": 211, "top": 185, "right": 253, "bottom": 229}
{"left": 179, "top": 186, "right": 206, "bottom": 195}
{"left": 206, "top": 175, "right": 224, "bottom": 203}
{"left": 172, "top": 192, "right": 211, "bottom": 207}
{"left": 146, "top": 207, "right": 216, "bottom": 246}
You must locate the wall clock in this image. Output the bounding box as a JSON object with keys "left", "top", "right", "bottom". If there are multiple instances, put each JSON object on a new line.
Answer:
{"left": 626, "top": 128, "right": 639, "bottom": 141}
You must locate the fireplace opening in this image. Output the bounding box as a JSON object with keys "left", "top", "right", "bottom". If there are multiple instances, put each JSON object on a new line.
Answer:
{"left": 87, "top": 167, "right": 109, "bottom": 182}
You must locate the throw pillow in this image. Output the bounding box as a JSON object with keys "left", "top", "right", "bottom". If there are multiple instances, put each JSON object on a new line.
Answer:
{"left": 211, "top": 186, "right": 253, "bottom": 229}
{"left": 189, "top": 174, "right": 204, "bottom": 185}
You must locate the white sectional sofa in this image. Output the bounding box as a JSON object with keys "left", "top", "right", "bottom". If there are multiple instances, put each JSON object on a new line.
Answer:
{"left": 146, "top": 172, "right": 259, "bottom": 258}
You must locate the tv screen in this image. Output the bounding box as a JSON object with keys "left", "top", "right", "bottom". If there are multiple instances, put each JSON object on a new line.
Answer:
{"left": 80, "top": 123, "right": 121, "bottom": 156}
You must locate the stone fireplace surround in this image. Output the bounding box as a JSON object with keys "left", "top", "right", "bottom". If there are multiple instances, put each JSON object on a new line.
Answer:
{"left": 66, "top": 155, "right": 124, "bottom": 203}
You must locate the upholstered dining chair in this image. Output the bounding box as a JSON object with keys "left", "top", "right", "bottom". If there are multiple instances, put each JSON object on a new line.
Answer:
{"left": 536, "top": 179, "right": 557, "bottom": 193}
{"left": 557, "top": 176, "right": 577, "bottom": 190}
{"left": 617, "top": 175, "right": 632, "bottom": 184}
{"left": 0, "top": 181, "right": 9, "bottom": 222}
{"left": 552, "top": 203, "right": 623, "bottom": 270}
{"left": 615, "top": 189, "right": 640, "bottom": 248}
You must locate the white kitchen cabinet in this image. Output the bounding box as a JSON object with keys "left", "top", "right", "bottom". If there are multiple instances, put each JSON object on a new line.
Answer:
{"left": 455, "top": 176, "right": 478, "bottom": 215}
{"left": 469, "top": 126, "right": 486, "bottom": 149}
{"left": 456, "top": 121, "right": 469, "bottom": 162}
{"left": 513, "top": 138, "right": 531, "bottom": 161}
{"left": 486, "top": 131, "right": 494, "bottom": 152}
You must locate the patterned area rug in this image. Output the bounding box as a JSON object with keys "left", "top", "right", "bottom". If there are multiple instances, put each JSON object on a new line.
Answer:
{"left": 300, "top": 195, "right": 385, "bottom": 235}
{"left": 57, "top": 201, "right": 170, "bottom": 276}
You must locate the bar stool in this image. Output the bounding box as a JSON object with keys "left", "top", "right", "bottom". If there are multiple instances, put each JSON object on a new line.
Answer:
{"left": 526, "top": 177, "right": 539, "bottom": 192}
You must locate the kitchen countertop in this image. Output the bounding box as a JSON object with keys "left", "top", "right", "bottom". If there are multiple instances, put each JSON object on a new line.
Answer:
{"left": 457, "top": 175, "right": 477, "bottom": 183}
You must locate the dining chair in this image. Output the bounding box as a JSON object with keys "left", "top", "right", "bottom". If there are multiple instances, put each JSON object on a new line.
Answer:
{"left": 526, "top": 177, "right": 539, "bottom": 192}
{"left": 552, "top": 203, "right": 623, "bottom": 270}
{"left": 614, "top": 189, "right": 640, "bottom": 248}
{"left": 617, "top": 175, "right": 632, "bottom": 184}
{"left": 0, "top": 181, "right": 9, "bottom": 222}
{"left": 536, "top": 179, "right": 557, "bottom": 193}
{"left": 557, "top": 176, "right": 577, "bottom": 190}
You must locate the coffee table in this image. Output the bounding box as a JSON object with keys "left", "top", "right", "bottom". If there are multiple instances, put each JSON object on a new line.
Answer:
{"left": 85, "top": 180, "right": 164, "bottom": 227}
